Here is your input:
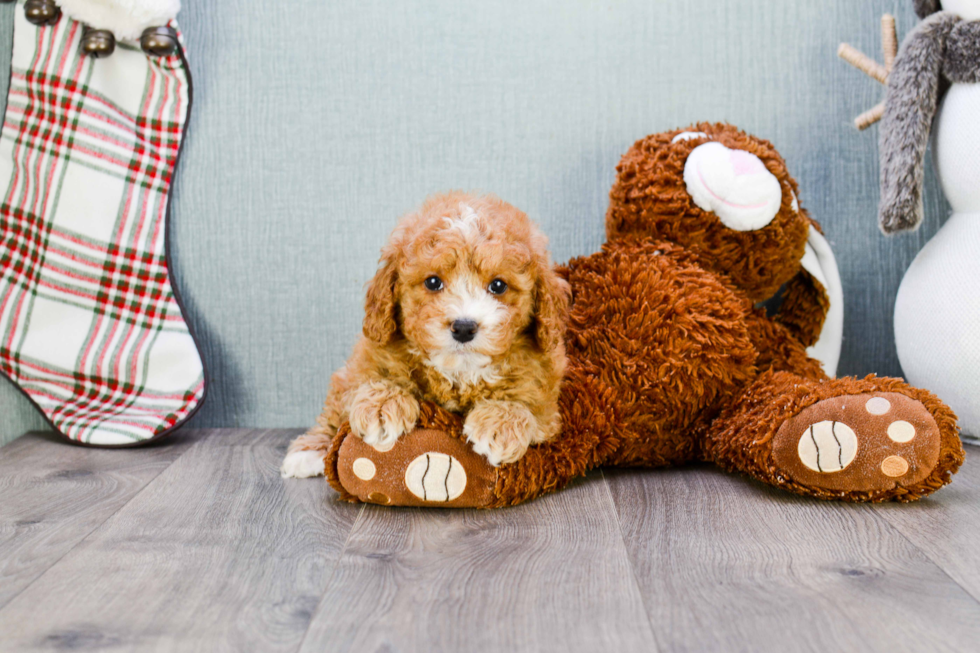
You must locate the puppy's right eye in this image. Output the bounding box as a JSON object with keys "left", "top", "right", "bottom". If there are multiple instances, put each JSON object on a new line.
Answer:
{"left": 424, "top": 276, "right": 443, "bottom": 291}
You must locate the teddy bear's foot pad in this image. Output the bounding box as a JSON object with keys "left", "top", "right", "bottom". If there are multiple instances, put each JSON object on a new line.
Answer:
{"left": 335, "top": 428, "right": 497, "bottom": 508}
{"left": 772, "top": 393, "right": 940, "bottom": 493}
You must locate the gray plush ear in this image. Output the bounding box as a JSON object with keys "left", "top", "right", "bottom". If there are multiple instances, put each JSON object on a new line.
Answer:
{"left": 914, "top": 0, "right": 942, "bottom": 18}
{"left": 879, "top": 14, "right": 957, "bottom": 233}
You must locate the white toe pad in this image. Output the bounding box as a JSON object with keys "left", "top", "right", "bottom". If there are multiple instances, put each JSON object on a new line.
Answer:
{"left": 404, "top": 453, "right": 466, "bottom": 502}
{"left": 797, "top": 421, "right": 858, "bottom": 473}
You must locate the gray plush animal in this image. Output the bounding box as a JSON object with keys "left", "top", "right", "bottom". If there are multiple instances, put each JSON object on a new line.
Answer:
{"left": 881, "top": 0, "right": 980, "bottom": 232}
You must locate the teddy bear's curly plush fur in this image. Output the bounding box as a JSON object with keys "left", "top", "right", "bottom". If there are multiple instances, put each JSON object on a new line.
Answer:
{"left": 324, "top": 123, "right": 964, "bottom": 508}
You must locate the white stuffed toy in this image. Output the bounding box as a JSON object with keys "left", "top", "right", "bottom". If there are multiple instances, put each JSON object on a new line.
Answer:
{"left": 887, "top": 0, "right": 980, "bottom": 440}
{"left": 22, "top": 0, "right": 181, "bottom": 57}
{"left": 840, "top": 0, "right": 980, "bottom": 439}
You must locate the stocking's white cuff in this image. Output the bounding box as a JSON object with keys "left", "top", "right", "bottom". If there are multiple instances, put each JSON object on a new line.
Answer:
{"left": 56, "top": 0, "right": 181, "bottom": 41}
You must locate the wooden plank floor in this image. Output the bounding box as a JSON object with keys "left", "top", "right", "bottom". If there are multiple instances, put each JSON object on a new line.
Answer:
{"left": 1, "top": 429, "right": 978, "bottom": 652}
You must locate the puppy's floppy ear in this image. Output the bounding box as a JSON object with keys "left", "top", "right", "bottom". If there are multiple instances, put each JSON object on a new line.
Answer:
{"left": 533, "top": 264, "right": 571, "bottom": 355}
{"left": 363, "top": 257, "right": 399, "bottom": 343}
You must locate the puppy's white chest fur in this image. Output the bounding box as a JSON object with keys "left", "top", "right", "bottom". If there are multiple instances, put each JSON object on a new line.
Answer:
{"left": 424, "top": 350, "right": 500, "bottom": 391}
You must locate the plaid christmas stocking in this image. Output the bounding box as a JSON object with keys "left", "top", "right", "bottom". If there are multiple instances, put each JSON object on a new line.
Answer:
{"left": 0, "top": 6, "right": 205, "bottom": 446}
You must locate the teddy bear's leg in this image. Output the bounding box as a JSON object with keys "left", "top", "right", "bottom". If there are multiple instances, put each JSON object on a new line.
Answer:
{"left": 325, "top": 366, "right": 626, "bottom": 508}
{"left": 700, "top": 370, "right": 963, "bottom": 501}
{"left": 324, "top": 402, "right": 495, "bottom": 507}
{"left": 744, "top": 311, "right": 828, "bottom": 380}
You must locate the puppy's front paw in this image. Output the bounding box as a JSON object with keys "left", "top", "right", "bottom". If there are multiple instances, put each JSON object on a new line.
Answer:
{"left": 281, "top": 432, "right": 333, "bottom": 479}
{"left": 281, "top": 450, "right": 327, "bottom": 479}
{"left": 349, "top": 381, "right": 420, "bottom": 451}
{"left": 463, "top": 401, "right": 537, "bottom": 466}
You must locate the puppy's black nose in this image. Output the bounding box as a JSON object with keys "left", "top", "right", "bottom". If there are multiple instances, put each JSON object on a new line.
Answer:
{"left": 451, "top": 319, "right": 478, "bottom": 343}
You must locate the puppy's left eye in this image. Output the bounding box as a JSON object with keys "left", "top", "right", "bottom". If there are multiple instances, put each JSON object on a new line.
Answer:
{"left": 488, "top": 279, "right": 508, "bottom": 295}
{"left": 424, "top": 276, "right": 444, "bottom": 291}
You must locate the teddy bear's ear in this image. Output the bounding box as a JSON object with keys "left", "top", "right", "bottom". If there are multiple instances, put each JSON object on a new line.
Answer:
{"left": 914, "top": 0, "right": 942, "bottom": 18}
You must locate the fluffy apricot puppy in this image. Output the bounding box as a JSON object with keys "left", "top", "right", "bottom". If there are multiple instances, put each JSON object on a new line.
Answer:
{"left": 280, "top": 193, "right": 570, "bottom": 478}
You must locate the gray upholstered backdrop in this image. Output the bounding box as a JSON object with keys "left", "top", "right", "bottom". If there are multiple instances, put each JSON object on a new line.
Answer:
{"left": 0, "top": 0, "right": 950, "bottom": 445}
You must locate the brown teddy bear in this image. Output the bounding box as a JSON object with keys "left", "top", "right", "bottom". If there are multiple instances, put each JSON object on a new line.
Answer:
{"left": 324, "top": 123, "right": 964, "bottom": 508}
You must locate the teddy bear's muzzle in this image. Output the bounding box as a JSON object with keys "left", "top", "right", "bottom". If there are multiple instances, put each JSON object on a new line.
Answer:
{"left": 683, "top": 141, "right": 783, "bottom": 232}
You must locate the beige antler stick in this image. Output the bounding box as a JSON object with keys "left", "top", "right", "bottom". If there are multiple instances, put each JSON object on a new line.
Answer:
{"left": 838, "top": 14, "right": 899, "bottom": 130}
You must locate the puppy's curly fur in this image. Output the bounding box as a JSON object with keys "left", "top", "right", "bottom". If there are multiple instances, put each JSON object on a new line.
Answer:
{"left": 281, "top": 192, "right": 569, "bottom": 477}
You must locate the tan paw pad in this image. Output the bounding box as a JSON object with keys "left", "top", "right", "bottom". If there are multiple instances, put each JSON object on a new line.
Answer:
{"left": 887, "top": 421, "right": 915, "bottom": 443}
{"left": 773, "top": 392, "right": 941, "bottom": 493}
{"left": 367, "top": 492, "right": 390, "bottom": 505}
{"left": 352, "top": 458, "right": 376, "bottom": 480}
{"left": 865, "top": 397, "right": 891, "bottom": 415}
{"left": 881, "top": 455, "right": 909, "bottom": 478}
